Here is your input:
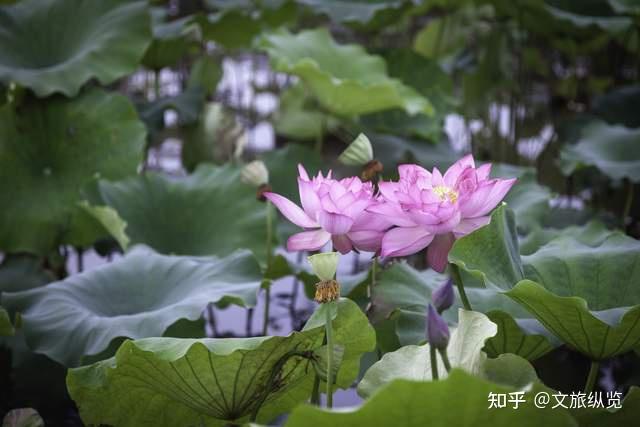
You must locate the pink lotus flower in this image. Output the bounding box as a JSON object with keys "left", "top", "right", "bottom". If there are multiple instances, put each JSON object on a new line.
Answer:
{"left": 368, "top": 155, "right": 516, "bottom": 272}
{"left": 264, "top": 165, "right": 391, "bottom": 254}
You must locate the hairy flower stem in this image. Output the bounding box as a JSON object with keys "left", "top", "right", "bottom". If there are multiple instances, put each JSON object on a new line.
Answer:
{"left": 450, "top": 264, "right": 472, "bottom": 311}
{"left": 263, "top": 202, "right": 273, "bottom": 336}
{"left": 430, "top": 345, "right": 439, "bottom": 380}
{"left": 365, "top": 257, "right": 377, "bottom": 314}
{"left": 584, "top": 361, "right": 600, "bottom": 393}
{"left": 438, "top": 348, "right": 452, "bottom": 373}
{"left": 325, "top": 302, "right": 335, "bottom": 408}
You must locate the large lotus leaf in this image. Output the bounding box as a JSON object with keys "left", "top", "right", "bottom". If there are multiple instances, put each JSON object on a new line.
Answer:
{"left": 450, "top": 205, "right": 640, "bottom": 360}
{"left": 66, "top": 201, "right": 130, "bottom": 250}
{"left": 358, "top": 309, "right": 498, "bottom": 397}
{"left": 66, "top": 298, "right": 375, "bottom": 426}
{"left": 373, "top": 262, "right": 557, "bottom": 359}
{"left": 91, "top": 163, "right": 269, "bottom": 262}
{"left": 0, "top": 89, "right": 146, "bottom": 255}
{"left": 559, "top": 120, "right": 640, "bottom": 182}
{"left": 0, "top": 0, "right": 151, "bottom": 97}
{"left": 545, "top": 0, "right": 632, "bottom": 33}
{"left": 1, "top": 246, "right": 263, "bottom": 366}
{"left": 288, "top": 371, "right": 577, "bottom": 427}
{"left": 256, "top": 28, "right": 434, "bottom": 117}
{"left": 571, "top": 386, "right": 640, "bottom": 426}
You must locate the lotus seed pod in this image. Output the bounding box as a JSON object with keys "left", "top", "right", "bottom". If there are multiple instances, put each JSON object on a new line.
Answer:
{"left": 307, "top": 252, "right": 339, "bottom": 281}
{"left": 241, "top": 160, "right": 269, "bottom": 187}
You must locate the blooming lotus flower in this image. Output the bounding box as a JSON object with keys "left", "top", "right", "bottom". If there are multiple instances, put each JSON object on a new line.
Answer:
{"left": 264, "top": 165, "right": 391, "bottom": 254}
{"left": 369, "top": 155, "right": 516, "bottom": 272}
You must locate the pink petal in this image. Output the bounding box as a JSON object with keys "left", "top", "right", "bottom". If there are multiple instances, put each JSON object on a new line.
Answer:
{"left": 444, "top": 154, "right": 475, "bottom": 187}
{"left": 473, "top": 178, "right": 517, "bottom": 217}
{"left": 297, "top": 164, "right": 310, "bottom": 181}
{"left": 298, "top": 178, "right": 321, "bottom": 220}
{"left": 476, "top": 163, "right": 492, "bottom": 181}
{"left": 264, "top": 192, "right": 317, "bottom": 228}
{"left": 380, "top": 226, "right": 434, "bottom": 258}
{"left": 318, "top": 211, "right": 354, "bottom": 234}
{"left": 431, "top": 167, "right": 444, "bottom": 186}
{"left": 342, "top": 197, "right": 371, "bottom": 219}
{"left": 398, "top": 164, "right": 430, "bottom": 181}
{"left": 427, "top": 233, "right": 455, "bottom": 273}
{"left": 378, "top": 181, "right": 399, "bottom": 202}
{"left": 287, "top": 229, "right": 331, "bottom": 252}
{"left": 332, "top": 234, "right": 353, "bottom": 254}
{"left": 351, "top": 211, "right": 393, "bottom": 232}
{"left": 366, "top": 203, "right": 417, "bottom": 227}
{"left": 458, "top": 182, "right": 495, "bottom": 218}
{"left": 329, "top": 182, "right": 347, "bottom": 202}
{"left": 348, "top": 230, "right": 384, "bottom": 252}
{"left": 453, "top": 216, "right": 490, "bottom": 238}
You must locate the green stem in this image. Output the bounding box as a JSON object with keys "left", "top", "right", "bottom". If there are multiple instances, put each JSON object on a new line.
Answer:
{"left": 263, "top": 202, "right": 273, "bottom": 336}
{"left": 325, "top": 302, "right": 334, "bottom": 408}
{"left": 622, "top": 179, "right": 634, "bottom": 226}
{"left": 450, "top": 264, "right": 472, "bottom": 311}
{"left": 310, "top": 376, "right": 321, "bottom": 405}
{"left": 366, "top": 257, "right": 377, "bottom": 314}
{"left": 584, "top": 361, "right": 600, "bottom": 393}
{"left": 430, "top": 345, "right": 439, "bottom": 380}
{"left": 438, "top": 348, "right": 452, "bottom": 373}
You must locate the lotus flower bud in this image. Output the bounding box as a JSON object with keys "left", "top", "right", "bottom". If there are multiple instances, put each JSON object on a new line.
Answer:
{"left": 427, "top": 304, "right": 450, "bottom": 351}
{"left": 307, "top": 252, "right": 339, "bottom": 281}
{"left": 241, "top": 160, "right": 269, "bottom": 187}
{"left": 338, "top": 133, "right": 374, "bottom": 166}
{"left": 432, "top": 279, "right": 454, "bottom": 314}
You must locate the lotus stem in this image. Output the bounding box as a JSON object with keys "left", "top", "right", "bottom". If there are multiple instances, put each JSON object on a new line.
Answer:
{"left": 430, "top": 345, "right": 439, "bottom": 380}
{"left": 584, "top": 360, "right": 600, "bottom": 393}
{"left": 366, "top": 257, "right": 377, "bottom": 314}
{"left": 450, "top": 264, "right": 472, "bottom": 311}
{"left": 325, "top": 301, "right": 335, "bottom": 408}
{"left": 438, "top": 348, "right": 452, "bottom": 373}
{"left": 263, "top": 201, "right": 273, "bottom": 336}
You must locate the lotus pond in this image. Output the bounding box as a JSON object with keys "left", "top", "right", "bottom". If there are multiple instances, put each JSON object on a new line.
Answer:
{"left": 1, "top": 0, "right": 640, "bottom": 426}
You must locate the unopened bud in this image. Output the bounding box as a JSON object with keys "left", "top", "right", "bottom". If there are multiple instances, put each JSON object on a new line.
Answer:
{"left": 307, "top": 252, "right": 339, "bottom": 281}
{"left": 427, "top": 304, "right": 450, "bottom": 350}
{"left": 241, "top": 160, "right": 269, "bottom": 187}
{"left": 338, "top": 133, "right": 374, "bottom": 166}
{"left": 432, "top": 279, "right": 454, "bottom": 314}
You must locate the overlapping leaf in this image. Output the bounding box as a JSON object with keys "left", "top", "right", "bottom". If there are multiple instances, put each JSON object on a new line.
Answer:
{"left": 449, "top": 205, "right": 640, "bottom": 360}
{"left": 67, "top": 298, "right": 375, "bottom": 426}
{"left": 256, "top": 28, "right": 434, "bottom": 116}
{"left": 0, "top": 0, "right": 151, "bottom": 97}
{"left": 0, "top": 89, "right": 146, "bottom": 255}
{"left": 2, "top": 246, "right": 263, "bottom": 366}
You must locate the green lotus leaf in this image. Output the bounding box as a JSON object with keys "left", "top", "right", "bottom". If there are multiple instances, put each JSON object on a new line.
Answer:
{"left": 559, "top": 120, "right": 640, "bottom": 182}
{"left": 272, "top": 83, "right": 340, "bottom": 141}
{"left": 66, "top": 201, "right": 130, "bottom": 250}
{"left": 491, "top": 164, "right": 553, "bottom": 233}
{"left": 66, "top": 298, "right": 375, "bottom": 426}
{"left": 0, "top": 0, "right": 151, "bottom": 97}
{"left": 1, "top": 246, "right": 263, "bottom": 366}
{"left": 288, "top": 370, "right": 576, "bottom": 427}
{"left": 297, "top": 0, "right": 408, "bottom": 25}
{"left": 256, "top": 28, "right": 434, "bottom": 117}
{"left": 358, "top": 309, "right": 498, "bottom": 397}
{"left": 369, "top": 132, "right": 459, "bottom": 171}
{"left": 0, "top": 306, "right": 13, "bottom": 336}
{"left": 0, "top": 89, "right": 146, "bottom": 255}
{"left": 91, "top": 163, "right": 270, "bottom": 262}
{"left": 142, "top": 8, "right": 199, "bottom": 70}
{"left": 545, "top": 0, "right": 632, "bottom": 33}
{"left": 375, "top": 259, "right": 557, "bottom": 359}
{"left": 450, "top": 205, "right": 640, "bottom": 360}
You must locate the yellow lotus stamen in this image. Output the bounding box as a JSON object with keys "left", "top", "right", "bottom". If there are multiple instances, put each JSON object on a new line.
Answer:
{"left": 433, "top": 185, "right": 458, "bottom": 203}
{"left": 314, "top": 280, "right": 340, "bottom": 303}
